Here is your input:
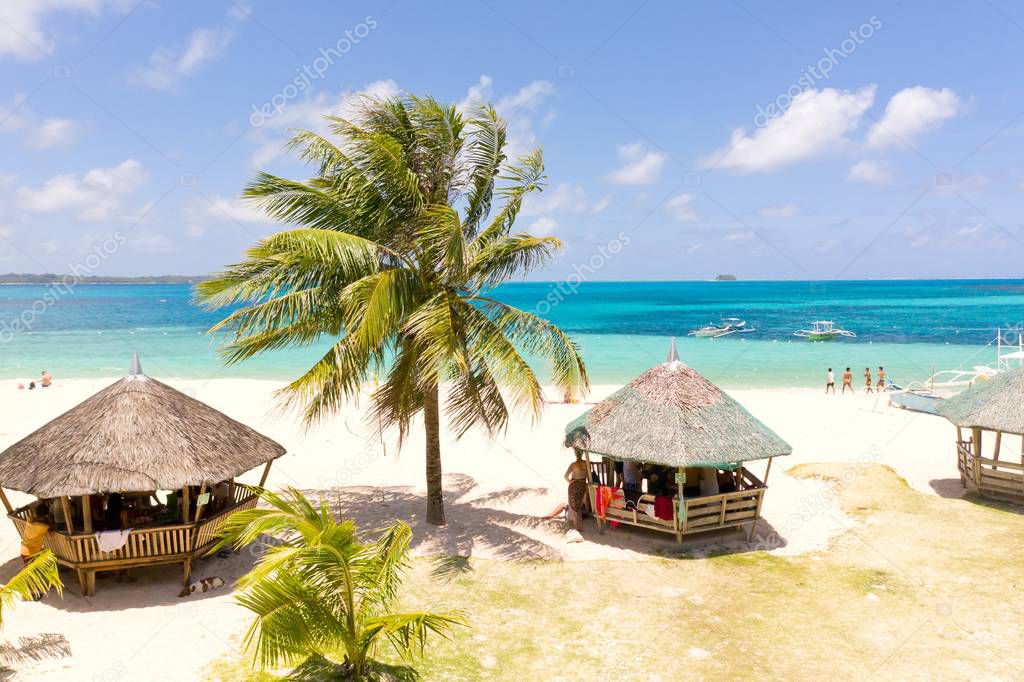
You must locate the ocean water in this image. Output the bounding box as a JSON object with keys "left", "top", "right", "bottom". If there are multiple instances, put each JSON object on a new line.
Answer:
{"left": 1, "top": 280, "right": 1023, "bottom": 388}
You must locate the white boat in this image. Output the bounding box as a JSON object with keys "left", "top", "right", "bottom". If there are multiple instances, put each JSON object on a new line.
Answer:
{"left": 887, "top": 367, "right": 997, "bottom": 414}
{"left": 792, "top": 320, "right": 856, "bottom": 341}
{"left": 688, "top": 317, "right": 755, "bottom": 339}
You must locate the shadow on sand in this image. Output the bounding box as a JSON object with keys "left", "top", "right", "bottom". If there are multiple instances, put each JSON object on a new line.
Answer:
{"left": 8, "top": 472, "right": 786, "bottom": 606}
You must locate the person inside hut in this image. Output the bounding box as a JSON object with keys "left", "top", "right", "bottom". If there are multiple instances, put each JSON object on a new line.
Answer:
{"left": 20, "top": 502, "right": 50, "bottom": 567}
{"left": 212, "top": 480, "right": 231, "bottom": 513}
{"left": 622, "top": 459, "right": 642, "bottom": 492}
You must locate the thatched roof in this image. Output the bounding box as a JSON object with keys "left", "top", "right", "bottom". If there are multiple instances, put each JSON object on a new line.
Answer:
{"left": 564, "top": 345, "right": 791, "bottom": 467}
{"left": 938, "top": 366, "right": 1024, "bottom": 434}
{"left": 0, "top": 355, "right": 285, "bottom": 497}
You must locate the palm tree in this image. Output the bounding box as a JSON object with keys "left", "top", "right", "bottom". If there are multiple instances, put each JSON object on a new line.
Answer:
{"left": 214, "top": 487, "right": 465, "bottom": 680}
{"left": 198, "top": 95, "right": 589, "bottom": 525}
{"left": 0, "top": 550, "right": 61, "bottom": 626}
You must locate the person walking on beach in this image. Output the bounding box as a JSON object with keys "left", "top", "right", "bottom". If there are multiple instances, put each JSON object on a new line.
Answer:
{"left": 826, "top": 368, "right": 835, "bottom": 394}
{"left": 877, "top": 366, "right": 886, "bottom": 390}
{"left": 842, "top": 367, "right": 853, "bottom": 394}
{"left": 864, "top": 367, "right": 874, "bottom": 393}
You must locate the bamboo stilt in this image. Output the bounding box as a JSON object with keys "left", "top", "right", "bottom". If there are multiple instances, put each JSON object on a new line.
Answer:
{"left": 258, "top": 461, "right": 273, "bottom": 488}
{"left": 0, "top": 488, "right": 12, "bottom": 514}
{"left": 60, "top": 497, "right": 74, "bottom": 534}
{"left": 81, "top": 495, "right": 92, "bottom": 533}
{"left": 180, "top": 487, "right": 190, "bottom": 524}
{"left": 193, "top": 484, "right": 208, "bottom": 524}
{"left": 764, "top": 457, "right": 774, "bottom": 486}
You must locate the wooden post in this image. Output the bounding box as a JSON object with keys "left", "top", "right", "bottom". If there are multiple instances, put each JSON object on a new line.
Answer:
{"left": 734, "top": 466, "right": 743, "bottom": 491}
{"left": 180, "top": 487, "right": 190, "bottom": 524}
{"left": 81, "top": 496, "right": 92, "bottom": 533}
{"left": 60, "top": 497, "right": 75, "bottom": 534}
{"left": 258, "top": 461, "right": 273, "bottom": 488}
{"left": 993, "top": 431, "right": 1002, "bottom": 468}
{"left": 763, "top": 457, "right": 774, "bottom": 486}
{"left": 972, "top": 427, "right": 983, "bottom": 489}
{"left": 0, "top": 488, "right": 12, "bottom": 514}
{"left": 193, "top": 484, "right": 208, "bottom": 524}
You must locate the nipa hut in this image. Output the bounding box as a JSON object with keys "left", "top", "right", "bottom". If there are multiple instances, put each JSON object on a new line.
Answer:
{"left": 563, "top": 340, "right": 791, "bottom": 542}
{"left": 0, "top": 355, "right": 285, "bottom": 595}
{"left": 938, "top": 366, "right": 1024, "bottom": 504}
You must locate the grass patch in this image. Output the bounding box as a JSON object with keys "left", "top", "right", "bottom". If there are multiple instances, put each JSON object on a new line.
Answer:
{"left": 208, "top": 463, "right": 1024, "bottom": 680}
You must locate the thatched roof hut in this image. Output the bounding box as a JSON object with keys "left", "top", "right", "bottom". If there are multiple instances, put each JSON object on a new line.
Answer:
{"left": 564, "top": 341, "right": 792, "bottom": 467}
{"left": 0, "top": 355, "right": 285, "bottom": 497}
{"left": 937, "top": 367, "right": 1024, "bottom": 435}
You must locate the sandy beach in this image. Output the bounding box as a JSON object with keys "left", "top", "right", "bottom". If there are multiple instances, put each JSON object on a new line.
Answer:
{"left": 0, "top": 376, "right": 988, "bottom": 679}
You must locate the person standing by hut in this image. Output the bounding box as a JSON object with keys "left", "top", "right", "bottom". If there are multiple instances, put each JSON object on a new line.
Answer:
{"left": 564, "top": 451, "right": 590, "bottom": 530}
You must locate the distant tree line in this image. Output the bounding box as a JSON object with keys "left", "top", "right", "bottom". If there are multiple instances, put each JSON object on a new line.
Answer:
{"left": 0, "top": 273, "right": 207, "bottom": 284}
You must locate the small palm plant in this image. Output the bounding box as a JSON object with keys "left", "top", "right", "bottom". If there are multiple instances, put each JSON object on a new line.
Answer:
{"left": 0, "top": 550, "right": 67, "bottom": 672}
{"left": 0, "top": 550, "right": 62, "bottom": 625}
{"left": 214, "top": 488, "right": 465, "bottom": 680}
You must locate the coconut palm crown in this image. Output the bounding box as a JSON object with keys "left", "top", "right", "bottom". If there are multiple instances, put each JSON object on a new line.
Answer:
{"left": 197, "top": 95, "right": 589, "bottom": 524}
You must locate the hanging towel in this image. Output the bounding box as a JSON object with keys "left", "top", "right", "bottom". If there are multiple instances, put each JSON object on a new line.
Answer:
{"left": 653, "top": 495, "right": 674, "bottom": 521}
{"left": 95, "top": 529, "right": 132, "bottom": 553}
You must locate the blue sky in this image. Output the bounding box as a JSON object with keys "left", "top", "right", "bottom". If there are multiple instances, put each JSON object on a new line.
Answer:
{"left": 1, "top": 1, "right": 1023, "bottom": 280}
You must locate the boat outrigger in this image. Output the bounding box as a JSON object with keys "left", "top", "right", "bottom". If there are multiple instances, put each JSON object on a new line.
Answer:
{"left": 688, "top": 317, "right": 755, "bottom": 339}
{"left": 792, "top": 320, "right": 856, "bottom": 341}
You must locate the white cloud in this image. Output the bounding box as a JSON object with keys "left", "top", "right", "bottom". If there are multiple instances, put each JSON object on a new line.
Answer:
{"left": 521, "top": 182, "right": 609, "bottom": 217}
{"left": 0, "top": 0, "right": 135, "bottom": 60}
{"left": 528, "top": 216, "right": 559, "bottom": 236}
{"left": 682, "top": 243, "right": 703, "bottom": 254}
{"left": 131, "top": 229, "right": 176, "bottom": 254}
{"left": 16, "top": 159, "right": 149, "bottom": 221}
{"left": 607, "top": 142, "right": 667, "bottom": 185}
{"left": 724, "top": 231, "right": 754, "bottom": 242}
{"left": 458, "top": 76, "right": 556, "bottom": 159}
{"left": 866, "top": 87, "right": 962, "bottom": 149}
{"left": 956, "top": 223, "right": 983, "bottom": 237}
{"left": 703, "top": 86, "right": 877, "bottom": 173}
{"left": 249, "top": 79, "right": 400, "bottom": 167}
{"left": 664, "top": 193, "right": 699, "bottom": 222}
{"left": 131, "top": 27, "right": 234, "bottom": 90}
{"left": 0, "top": 93, "right": 30, "bottom": 132}
{"left": 190, "top": 195, "right": 274, "bottom": 224}
{"left": 815, "top": 239, "right": 838, "bottom": 253}
{"left": 0, "top": 94, "right": 80, "bottom": 149}
{"left": 848, "top": 159, "right": 892, "bottom": 186}
{"left": 758, "top": 203, "right": 799, "bottom": 218}
{"left": 186, "top": 224, "right": 207, "bottom": 239}
{"left": 27, "top": 117, "right": 80, "bottom": 148}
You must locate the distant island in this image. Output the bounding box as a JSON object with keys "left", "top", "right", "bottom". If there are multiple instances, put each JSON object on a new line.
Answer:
{"left": 715, "top": 274, "right": 738, "bottom": 281}
{"left": 0, "top": 273, "right": 207, "bottom": 284}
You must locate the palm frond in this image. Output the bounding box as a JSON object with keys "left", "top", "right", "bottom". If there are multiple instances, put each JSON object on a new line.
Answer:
{"left": 0, "top": 550, "right": 61, "bottom": 625}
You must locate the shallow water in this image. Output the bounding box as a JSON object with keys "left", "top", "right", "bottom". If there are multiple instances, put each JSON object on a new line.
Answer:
{"left": 1, "top": 279, "right": 1021, "bottom": 387}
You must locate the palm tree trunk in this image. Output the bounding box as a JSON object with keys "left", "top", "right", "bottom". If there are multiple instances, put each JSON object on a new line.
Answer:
{"left": 423, "top": 383, "right": 446, "bottom": 526}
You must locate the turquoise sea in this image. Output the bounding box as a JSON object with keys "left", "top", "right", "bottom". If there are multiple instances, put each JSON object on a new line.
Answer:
{"left": 1, "top": 280, "right": 1023, "bottom": 388}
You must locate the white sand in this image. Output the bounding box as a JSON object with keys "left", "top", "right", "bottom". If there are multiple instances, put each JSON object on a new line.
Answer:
{"left": 0, "top": 378, "right": 986, "bottom": 679}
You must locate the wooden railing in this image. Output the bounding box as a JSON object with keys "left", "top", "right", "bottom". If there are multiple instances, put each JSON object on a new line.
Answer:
{"left": 588, "top": 477, "right": 766, "bottom": 541}
{"left": 956, "top": 440, "right": 1024, "bottom": 502}
{"left": 8, "top": 484, "right": 259, "bottom": 567}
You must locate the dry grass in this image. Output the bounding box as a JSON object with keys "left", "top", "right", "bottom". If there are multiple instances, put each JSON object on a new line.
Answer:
{"left": 208, "top": 462, "right": 1024, "bottom": 680}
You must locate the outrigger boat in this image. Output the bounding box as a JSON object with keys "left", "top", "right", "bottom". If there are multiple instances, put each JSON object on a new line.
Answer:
{"left": 792, "top": 320, "right": 856, "bottom": 341}
{"left": 688, "top": 317, "right": 755, "bottom": 339}
{"left": 887, "top": 368, "right": 997, "bottom": 415}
